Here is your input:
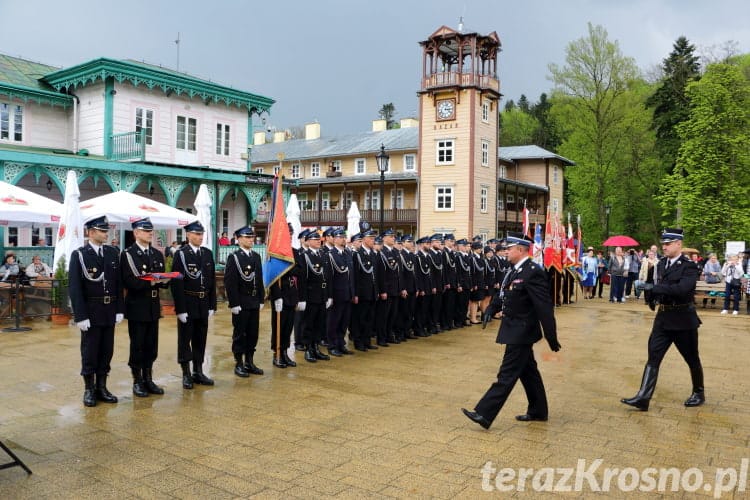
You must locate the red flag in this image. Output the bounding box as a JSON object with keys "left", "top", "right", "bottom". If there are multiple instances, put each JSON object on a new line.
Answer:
{"left": 262, "top": 175, "right": 295, "bottom": 289}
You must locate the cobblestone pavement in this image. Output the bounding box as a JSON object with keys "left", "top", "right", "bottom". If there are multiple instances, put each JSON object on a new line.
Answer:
{"left": 0, "top": 298, "right": 748, "bottom": 498}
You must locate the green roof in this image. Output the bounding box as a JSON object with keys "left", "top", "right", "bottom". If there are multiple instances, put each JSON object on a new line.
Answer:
{"left": 42, "top": 58, "right": 274, "bottom": 113}
{"left": 0, "top": 54, "right": 73, "bottom": 108}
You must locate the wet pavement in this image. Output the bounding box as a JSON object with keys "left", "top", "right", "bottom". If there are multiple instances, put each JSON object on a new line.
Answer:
{"left": 0, "top": 297, "right": 748, "bottom": 498}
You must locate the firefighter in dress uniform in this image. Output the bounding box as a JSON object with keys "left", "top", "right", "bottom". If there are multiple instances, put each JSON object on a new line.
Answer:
{"left": 269, "top": 223, "right": 303, "bottom": 368}
{"left": 69, "top": 216, "right": 124, "bottom": 407}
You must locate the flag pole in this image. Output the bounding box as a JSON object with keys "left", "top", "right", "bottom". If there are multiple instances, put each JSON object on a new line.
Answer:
{"left": 275, "top": 309, "right": 281, "bottom": 362}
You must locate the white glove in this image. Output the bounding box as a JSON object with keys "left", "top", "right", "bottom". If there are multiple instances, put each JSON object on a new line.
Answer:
{"left": 259, "top": 303, "right": 265, "bottom": 311}
{"left": 115, "top": 313, "right": 124, "bottom": 324}
{"left": 231, "top": 306, "right": 241, "bottom": 315}
{"left": 208, "top": 309, "right": 215, "bottom": 317}
{"left": 326, "top": 298, "right": 333, "bottom": 309}
{"left": 77, "top": 319, "right": 91, "bottom": 331}
{"left": 274, "top": 299, "right": 283, "bottom": 312}
{"left": 296, "top": 301, "right": 306, "bottom": 312}
{"left": 177, "top": 313, "right": 188, "bottom": 323}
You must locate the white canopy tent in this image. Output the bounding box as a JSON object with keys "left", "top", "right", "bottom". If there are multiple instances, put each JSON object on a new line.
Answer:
{"left": 80, "top": 191, "right": 198, "bottom": 230}
{"left": 52, "top": 171, "right": 84, "bottom": 272}
{"left": 0, "top": 181, "right": 63, "bottom": 227}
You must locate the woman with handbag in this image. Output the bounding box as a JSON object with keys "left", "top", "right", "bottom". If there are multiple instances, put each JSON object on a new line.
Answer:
{"left": 720, "top": 254, "right": 743, "bottom": 315}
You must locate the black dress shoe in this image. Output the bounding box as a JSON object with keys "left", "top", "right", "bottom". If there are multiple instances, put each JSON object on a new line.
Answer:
{"left": 234, "top": 364, "right": 250, "bottom": 377}
{"left": 273, "top": 356, "right": 287, "bottom": 368}
{"left": 365, "top": 344, "right": 378, "bottom": 350}
{"left": 295, "top": 344, "right": 307, "bottom": 351}
{"left": 515, "top": 414, "right": 548, "bottom": 422}
{"left": 376, "top": 342, "right": 389, "bottom": 347}
{"left": 340, "top": 347, "right": 354, "bottom": 355}
{"left": 304, "top": 350, "right": 317, "bottom": 363}
{"left": 328, "top": 349, "right": 343, "bottom": 357}
{"left": 684, "top": 391, "right": 705, "bottom": 407}
{"left": 355, "top": 346, "right": 367, "bottom": 352}
{"left": 461, "top": 408, "right": 491, "bottom": 429}
{"left": 244, "top": 363, "right": 264, "bottom": 375}
{"left": 192, "top": 372, "right": 214, "bottom": 385}
{"left": 182, "top": 374, "right": 194, "bottom": 389}
{"left": 282, "top": 352, "right": 297, "bottom": 367}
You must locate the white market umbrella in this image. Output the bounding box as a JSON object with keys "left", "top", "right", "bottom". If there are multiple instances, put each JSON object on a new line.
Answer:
{"left": 0, "top": 180, "right": 63, "bottom": 226}
{"left": 80, "top": 190, "right": 198, "bottom": 230}
{"left": 194, "top": 184, "right": 213, "bottom": 251}
{"left": 286, "top": 193, "right": 302, "bottom": 249}
{"left": 53, "top": 170, "right": 84, "bottom": 272}
{"left": 346, "top": 201, "right": 361, "bottom": 240}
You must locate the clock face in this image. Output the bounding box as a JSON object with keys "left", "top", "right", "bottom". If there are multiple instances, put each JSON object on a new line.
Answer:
{"left": 437, "top": 99, "right": 455, "bottom": 120}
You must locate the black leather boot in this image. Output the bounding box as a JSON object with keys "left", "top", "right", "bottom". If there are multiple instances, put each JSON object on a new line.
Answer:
{"left": 273, "top": 354, "right": 287, "bottom": 368}
{"left": 132, "top": 368, "right": 149, "bottom": 397}
{"left": 234, "top": 353, "right": 249, "bottom": 377}
{"left": 181, "top": 362, "right": 193, "bottom": 389}
{"left": 621, "top": 365, "right": 658, "bottom": 411}
{"left": 83, "top": 374, "right": 96, "bottom": 407}
{"left": 244, "top": 353, "right": 264, "bottom": 375}
{"left": 142, "top": 368, "right": 165, "bottom": 395}
{"left": 304, "top": 346, "right": 317, "bottom": 363}
{"left": 312, "top": 343, "right": 330, "bottom": 360}
{"left": 684, "top": 365, "right": 705, "bottom": 407}
{"left": 95, "top": 374, "right": 118, "bottom": 403}
{"left": 192, "top": 361, "right": 214, "bottom": 385}
{"left": 282, "top": 351, "right": 297, "bottom": 367}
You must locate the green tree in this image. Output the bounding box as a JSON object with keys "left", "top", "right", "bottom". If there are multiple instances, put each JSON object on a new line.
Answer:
{"left": 499, "top": 107, "right": 539, "bottom": 146}
{"left": 530, "top": 93, "right": 561, "bottom": 150}
{"left": 517, "top": 94, "right": 530, "bottom": 113}
{"left": 659, "top": 62, "right": 750, "bottom": 253}
{"left": 378, "top": 103, "right": 397, "bottom": 129}
{"left": 503, "top": 99, "right": 516, "bottom": 112}
{"left": 646, "top": 36, "right": 701, "bottom": 173}
{"left": 548, "top": 23, "right": 641, "bottom": 244}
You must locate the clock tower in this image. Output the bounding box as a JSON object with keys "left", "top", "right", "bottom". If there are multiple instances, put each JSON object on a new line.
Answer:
{"left": 417, "top": 25, "right": 500, "bottom": 239}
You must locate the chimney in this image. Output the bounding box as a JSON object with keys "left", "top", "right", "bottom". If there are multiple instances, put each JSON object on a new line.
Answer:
{"left": 305, "top": 122, "right": 320, "bottom": 140}
{"left": 253, "top": 131, "right": 266, "bottom": 145}
{"left": 273, "top": 131, "right": 286, "bottom": 143}
{"left": 399, "top": 118, "right": 419, "bottom": 128}
{"left": 372, "top": 119, "right": 387, "bottom": 132}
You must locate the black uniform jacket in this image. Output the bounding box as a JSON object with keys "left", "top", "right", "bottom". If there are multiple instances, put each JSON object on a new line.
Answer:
{"left": 353, "top": 247, "right": 378, "bottom": 300}
{"left": 121, "top": 243, "right": 167, "bottom": 321}
{"left": 456, "top": 252, "right": 472, "bottom": 289}
{"left": 651, "top": 255, "right": 701, "bottom": 330}
{"left": 69, "top": 243, "right": 124, "bottom": 325}
{"left": 170, "top": 245, "right": 217, "bottom": 318}
{"left": 496, "top": 258, "right": 557, "bottom": 346}
{"left": 398, "top": 249, "right": 417, "bottom": 294}
{"left": 377, "top": 246, "right": 400, "bottom": 297}
{"left": 415, "top": 251, "right": 431, "bottom": 294}
{"left": 270, "top": 259, "right": 304, "bottom": 308}
{"left": 328, "top": 247, "right": 355, "bottom": 301}
{"left": 301, "top": 248, "right": 331, "bottom": 304}
{"left": 224, "top": 248, "right": 265, "bottom": 309}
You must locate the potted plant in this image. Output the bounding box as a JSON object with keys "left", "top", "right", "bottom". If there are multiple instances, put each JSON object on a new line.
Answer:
{"left": 51, "top": 256, "right": 72, "bottom": 325}
{"left": 159, "top": 255, "right": 176, "bottom": 315}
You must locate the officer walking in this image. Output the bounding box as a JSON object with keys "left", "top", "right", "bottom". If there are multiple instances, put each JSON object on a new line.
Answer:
{"left": 462, "top": 232, "right": 561, "bottom": 429}
{"left": 224, "top": 226, "right": 266, "bottom": 377}
{"left": 69, "top": 216, "right": 124, "bottom": 407}
{"left": 170, "top": 221, "right": 216, "bottom": 389}
{"left": 621, "top": 228, "right": 706, "bottom": 411}
{"left": 121, "top": 217, "right": 171, "bottom": 397}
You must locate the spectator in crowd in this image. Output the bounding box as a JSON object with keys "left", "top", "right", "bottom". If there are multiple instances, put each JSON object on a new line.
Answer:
{"left": 218, "top": 232, "right": 231, "bottom": 246}
{"left": 164, "top": 241, "right": 180, "bottom": 259}
{"left": 720, "top": 254, "right": 743, "bottom": 316}
{"left": 701, "top": 253, "right": 722, "bottom": 308}
{"left": 637, "top": 248, "right": 658, "bottom": 296}
{"left": 624, "top": 248, "right": 641, "bottom": 299}
{"left": 581, "top": 247, "right": 598, "bottom": 299}
{"left": 24, "top": 255, "right": 53, "bottom": 279}
{"left": 1, "top": 254, "right": 20, "bottom": 282}
{"left": 596, "top": 250, "right": 608, "bottom": 299}
{"left": 110, "top": 238, "right": 119, "bottom": 248}
{"left": 608, "top": 247, "right": 627, "bottom": 303}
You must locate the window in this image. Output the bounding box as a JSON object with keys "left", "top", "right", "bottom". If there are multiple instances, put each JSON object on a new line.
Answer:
{"left": 341, "top": 190, "right": 353, "bottom": 210}
{"left": 7, "top": 227, "right": 17, "bottom": 246}
{"left": 298, "top": 193, "right": 312, "bottom": 210}
{"left": 320, "top": 192, "right": 330, "bottom": 210}
{"left": 222, "top": 210, "right": 229, "bottom": 234}
{"left": 364, "top": 190, "right": 380, "bottom": 210}
{"left": 291, "top": 164, "right": 301, "bottom": 179}
{"left": 482, "top": 100, "right": 490, "bottom": 122}
{"left": 481, "top": 140, "right": 489, "bottom": 167}
{"left": 435, "top": 186, "right": 453, "bottom": 211}
{"left": 499, "top": 164, "right": 507, "bottom": 178}
{"left": 31, "top": 227, "right": 53, "bottom": 246}
{"left": 216, "top": 123, "right": 230, "bottom": 155}
{"left": 390, "top": 188, "right": 404, "bottom": 209}
{"left": 331, "top": 160, "right": 342, "bottom": 172}
{"left": 480, "top": 186, "right": 488, "bottom": 212}
{"left": 311, "top": 162, "right": 320, "bottom": 178}
{"left": 355, "top": 158, "right": 366, "bottom": 175}
{"left": 176, "top": 116, "right": 197, "bottom": 151}
{"left": 553, "top": 165, "right": 560, "bottom": 184}
{"left": 0, "top": 103, "right": 23, "bottom": 142}
{"left": 135, "top": 108, "right": 153, "bottom": 145}
{"left": 497, "top": 196, "right": 504, "bottom": 210}
{"left": 403, "top": 154, "right": 416, "bottom": 172}
{"left": 255, "top": 167, "right": 264, "bottom": 174}
{"left": 552, "top": 198, "right": 559, "bottom": 212}
{"left": 436, "top": 139, "right": 454, "bottom": 165}
{"left": 176, "top": 229, "right": 183, "bottom": 243}
{"left": 273, "top": 165, "right": 281, "bottom": 175}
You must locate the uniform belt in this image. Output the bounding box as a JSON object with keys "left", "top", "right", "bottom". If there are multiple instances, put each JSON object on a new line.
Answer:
{"left": 243, "top": 289, "right": 257, "bottom": 296}
{"left": 89, "top": 295, "right": 117, "bottom": 304}
{"left": 185, "top": 290, "right": 207, "bottom": 298}
{"left": 658, "top": 303, "right": 692, "bottom": 311}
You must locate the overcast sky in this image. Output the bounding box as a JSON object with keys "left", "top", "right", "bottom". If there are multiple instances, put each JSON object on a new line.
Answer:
{"left": 2, "top": 0, "right": 748, "bottom": 136}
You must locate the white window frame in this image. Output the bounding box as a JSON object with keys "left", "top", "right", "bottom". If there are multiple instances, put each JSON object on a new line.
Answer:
{"left": 135, "top": 107, "right": 153, "bottom": 146}
{"left": 481, "top": 140, "right": 489, "bottom": 167}
{"left": 215, "top": 123, "right": 230, "bottom": 156}
{"left": 390, "top": 188, "right": 404, "bottom": 209}
{"left": 311, "top": 162, "right": 321, "bottom": 178}
{"left": 436, "top": 139, "right": 454, "bottom": 165}
{"left": 355, "top": 158, "right": 366, "bottom": 175}
{"left": 291, "top": 164, "right": 301, "bottom": 179}
{"left": 435, "top": 186, "right": 454, "bottom": 211}
{"left": 553, "top": 165, "right": 559, "bottom": 184}
{"left": 341, "top": 190, "right": 353, "bottom": 210}
{"left": 273, "top": 165, "right": 281, "bottom": 175}
{"left": 222, "top": 209, "right": 229, "bottom": 234}
{"left": 255, "top": 167, "right": 264, "bottom": 174}
{"left": 176, "top": 116, "right": 197, "bottom": 151}
{"left": 0, "top": 102, "right": 23, "bottom": 143}
{"left": 499, "top": 164, "right": 507, "bottom": 178}
{"left": 480, "top": 186, "right": 488, "bottom": 213}
{"left": 497, "top": 196, "right": 504, "bottom": 211}
{"left": 297, "top": 193, "right": 311, "bottom": 210}
{"left": 506, "top": 194, "right": 515, "bottom": 204}
{"left": 320, "top": 191, "right": 330, "bottom": 210}
{"left": 552, "top": 198, "right": 559, "bottom": 212}
{"left": 331, "top": 160, "right": 342, "bottom": 172}
{"left": 481, "top": 100, "right": 490, "bottom": 123}
{"left": 403, "top": 154, "right": 416, "bottom": 172}
{"left": 364, "top": 190, "right": 380, "bottom": 210}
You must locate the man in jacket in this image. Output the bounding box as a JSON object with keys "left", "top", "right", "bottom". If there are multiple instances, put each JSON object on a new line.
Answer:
{"left": 621, "top": 228, "right": 705, "bottom": 411}
{"left": 462, "top": 232, "right": 561, "bottom": 429}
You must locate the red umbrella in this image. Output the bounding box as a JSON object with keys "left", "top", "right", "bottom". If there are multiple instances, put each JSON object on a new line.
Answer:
{"left": 602, "top": 235, "right": 639, "bottom": 247}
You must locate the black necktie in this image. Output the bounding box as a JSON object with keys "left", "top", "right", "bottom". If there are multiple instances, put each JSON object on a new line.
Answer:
{"left": 665, "top": 260, "right": 671, "bottom": 271}
{"left": 98, "top": 248, "right": 103, "bottom": 258}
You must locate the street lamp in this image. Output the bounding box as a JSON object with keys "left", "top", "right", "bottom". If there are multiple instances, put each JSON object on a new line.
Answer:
{"left": 375, "top": 144, "right": 389, "bottom": 234}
